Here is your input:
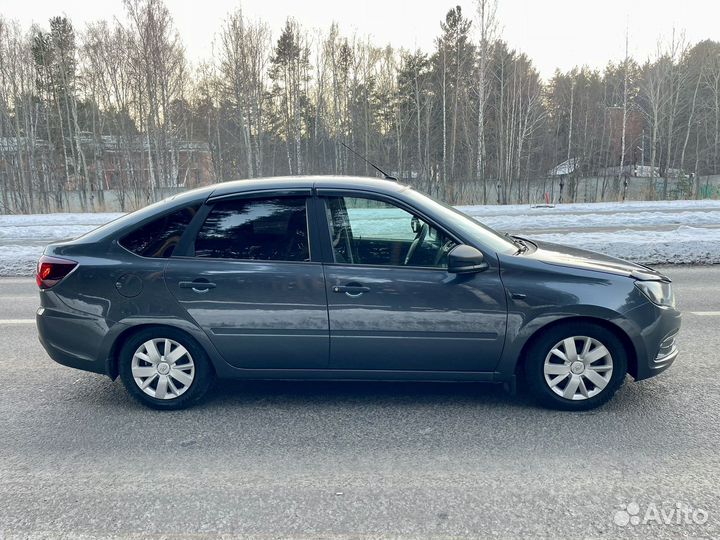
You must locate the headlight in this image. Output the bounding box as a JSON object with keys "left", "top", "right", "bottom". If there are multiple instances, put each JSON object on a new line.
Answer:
{"left": 635, "top": 280, "right": 675, "bottom": 308}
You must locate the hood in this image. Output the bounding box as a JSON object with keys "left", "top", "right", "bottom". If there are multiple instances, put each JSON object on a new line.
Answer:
{"left": 519, "top": 238, "right": 670, "bottom": 281}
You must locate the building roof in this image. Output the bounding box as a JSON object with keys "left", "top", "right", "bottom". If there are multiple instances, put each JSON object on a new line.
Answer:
{"left": 547, "top": 158, "right": 579, "bottom": 177}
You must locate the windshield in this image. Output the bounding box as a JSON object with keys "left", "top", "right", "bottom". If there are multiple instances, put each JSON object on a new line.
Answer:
{"left": 402, "top": 188, "right": 518, "bottom": 255}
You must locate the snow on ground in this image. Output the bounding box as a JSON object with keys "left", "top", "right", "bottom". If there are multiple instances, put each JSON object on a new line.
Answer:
{"left": 456, "top": 199, "right": 720, "bottom": 216}
{"left": 530, "top": 226, "right": 720, "bottom": 266}
{"left": 0, "top": 212, "right": 124, "bottom": 276}
{"left": 1, "top": 200, "right": 719, "bottom": 276}
{"left": 459, "top": 200, "right": 720, "bottom": 265}
{"left": 469, "top": 209, "right": 720, "bottom": 232}
{"left": 0, "top": 213, "right": 123, "bottom": 243}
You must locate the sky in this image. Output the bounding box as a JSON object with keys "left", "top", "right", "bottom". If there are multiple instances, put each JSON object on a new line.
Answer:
{"left": 2, "top": 0, "right": 720, "bottom": 79}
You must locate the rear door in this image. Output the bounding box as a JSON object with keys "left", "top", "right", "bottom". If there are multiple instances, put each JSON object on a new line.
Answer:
{"left": 164, "top": 192, "right": 329, "bottom": 369}
{"left": 318, "top": 192, "right": 507, "bottom": 372}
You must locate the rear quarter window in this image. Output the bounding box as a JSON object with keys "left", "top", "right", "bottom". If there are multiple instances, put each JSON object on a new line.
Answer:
{"left": 119, "top": 205, "right": 199, "bottom": 258}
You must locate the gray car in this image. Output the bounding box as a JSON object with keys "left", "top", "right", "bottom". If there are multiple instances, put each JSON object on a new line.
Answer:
{"left": 36, "top": 176, "right": 681, "bottom": 410}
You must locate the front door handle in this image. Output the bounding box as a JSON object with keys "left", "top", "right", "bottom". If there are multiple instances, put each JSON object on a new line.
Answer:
{"left": 332, "top": 284, "right": 370, "bottom": 297}
{"left": 179, "top": 280, "right": 217, "bottom": 293}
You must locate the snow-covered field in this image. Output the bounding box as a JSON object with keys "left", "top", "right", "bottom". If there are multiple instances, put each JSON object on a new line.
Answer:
{"left": 0, "top": 213, "right": 123, "bottom": 276}
{"left": 461, "top": 200, "right": 720, "bottom": 267}
{"left": 1, "top": 200, "right": 719, "bottom": 275}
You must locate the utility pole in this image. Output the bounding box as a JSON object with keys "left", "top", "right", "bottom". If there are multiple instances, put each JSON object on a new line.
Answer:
{"left": 620, "top": 24, "right": 630, "bottom": 202}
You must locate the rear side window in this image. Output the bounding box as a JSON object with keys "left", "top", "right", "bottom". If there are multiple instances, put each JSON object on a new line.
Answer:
{"left": 119, "top": 205, "right": 199, "bottom": 258}
{"left": 194, "top": 197, "right": 309, "bottom": 261}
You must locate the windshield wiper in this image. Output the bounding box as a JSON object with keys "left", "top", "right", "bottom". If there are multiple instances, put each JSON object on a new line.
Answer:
{"left": 504, "top": 232, "right": 527, "bottom": 254}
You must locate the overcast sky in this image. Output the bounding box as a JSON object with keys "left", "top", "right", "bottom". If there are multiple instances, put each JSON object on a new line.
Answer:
{"left": 2, "top": 0, "right": 720, "bottom": 79}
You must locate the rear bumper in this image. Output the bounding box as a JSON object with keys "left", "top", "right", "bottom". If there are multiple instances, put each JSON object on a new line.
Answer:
{"left": 36, "top": 307, "right": 112, "bottom": 376}
{"left": 634, "top": 306, "right": 682, "bottom": 381}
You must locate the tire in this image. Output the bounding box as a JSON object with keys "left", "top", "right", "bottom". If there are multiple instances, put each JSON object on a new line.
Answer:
{"left": 523, "top": 322, "right": 628, "bottom": 411}
{"left": 118, "top": 327, "right": 214, "bottom": 410}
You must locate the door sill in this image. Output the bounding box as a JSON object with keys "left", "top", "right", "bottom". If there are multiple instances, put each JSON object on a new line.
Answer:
{"left": 214, "top": 366, "right": 496, "bottom": 382}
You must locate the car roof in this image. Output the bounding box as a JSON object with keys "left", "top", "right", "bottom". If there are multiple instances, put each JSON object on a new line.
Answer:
{"left": 207, "top": 175, "right": 408, "bottom": 199}
{"left": 71, "top": 176, "right": 409, "bottom": 244}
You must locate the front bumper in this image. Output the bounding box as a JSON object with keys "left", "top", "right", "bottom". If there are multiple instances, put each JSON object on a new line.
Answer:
{"left": 633, "top": 305, "right": 682, "bottom": 381}
{"left": 651, "top": 328, "right": 679, "bottom": 371}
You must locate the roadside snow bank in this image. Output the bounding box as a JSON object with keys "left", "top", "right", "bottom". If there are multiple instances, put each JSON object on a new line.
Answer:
{"left": 531, "top": 226, "right": 720, "bottom": 265}
{"left": 0, "top": 213, "right": 122, "bottom": 242}
{"left": 0, "top": 212, "right": 124, "bottom": 276}
{"left": 457, "top": 199, "right": 720, "bottom": 216}
{"left": 0, "top": 245, "right": 44, "bottom": 276}
{"left": 1, "top": 200, "right": 719, "bottom": 276}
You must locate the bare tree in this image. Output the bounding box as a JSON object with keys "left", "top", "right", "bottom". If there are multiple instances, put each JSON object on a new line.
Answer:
{"left": 124, "top": 0, "right": 187, "bottom": 193}
{"left": 474, "top": 0, "right": 497, "bottom": 203}
{"left": 3, "top": 2, "right": 720, "bottom": 214}
{"left": 619, "top": 28, "right": 629, "bottom": 201}
{"left": 217, "top": 9, "right": 270, "bottom": 179}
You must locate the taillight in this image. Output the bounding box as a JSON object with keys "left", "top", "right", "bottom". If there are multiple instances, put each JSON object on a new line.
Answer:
{"left": 36, "top": 255, "right": 78, "bottom": 289}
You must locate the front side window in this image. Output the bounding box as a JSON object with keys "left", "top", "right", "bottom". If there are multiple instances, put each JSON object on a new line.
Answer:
{"left": 325, "top": 196, "right": 457, "bottom": 267}
{"left": 119, "top": 205, "right": 199, "bottom": 258}
{"left": 403, "top": 188, "right": 518, "bottom": 255}
{"left": 194, "top": 197, "right": 309, "bottom": 261}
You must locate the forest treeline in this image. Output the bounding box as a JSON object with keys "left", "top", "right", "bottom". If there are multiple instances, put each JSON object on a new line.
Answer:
{"left": 1, "top": 0, "right": 720, "bottom": 212}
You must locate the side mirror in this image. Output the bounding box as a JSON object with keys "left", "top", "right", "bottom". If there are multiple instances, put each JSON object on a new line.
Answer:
{"left": 447, "top": 244, "right": 489, "bottom": 274}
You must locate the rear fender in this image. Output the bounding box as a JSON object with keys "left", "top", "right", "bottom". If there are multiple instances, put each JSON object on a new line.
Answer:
{"left": 101, "top": 317, "right": 229, "bottom": 379}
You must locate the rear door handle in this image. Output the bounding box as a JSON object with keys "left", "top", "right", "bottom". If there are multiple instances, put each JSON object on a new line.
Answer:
{"left": 179, "top": 280, "right": 217, "bottom": 293}
{"left": 332, "top": 284, "right": 370, "bottom": 297}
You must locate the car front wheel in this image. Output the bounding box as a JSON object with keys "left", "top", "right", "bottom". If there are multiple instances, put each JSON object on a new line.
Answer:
{"left": 523, "top": 323, "right": 628, "bottom": 411}
{"left": 118, "top": 328, "right": 214, "bottom": 410}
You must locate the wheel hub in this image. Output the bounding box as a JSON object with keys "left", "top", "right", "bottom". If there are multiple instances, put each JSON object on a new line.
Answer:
{"left": 130, "top": 338, "right": 195, "bottom": 400}
{"left": 543, "top": 335, "right": 614, "bottom": 401}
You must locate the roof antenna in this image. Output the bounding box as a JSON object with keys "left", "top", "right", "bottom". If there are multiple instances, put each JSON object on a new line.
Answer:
{"left": 339, "top": 141, "right": 397, "bottom": 181}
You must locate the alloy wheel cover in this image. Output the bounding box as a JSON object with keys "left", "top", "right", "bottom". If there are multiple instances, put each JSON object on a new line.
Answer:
{"left": 543, "top": 336, "right": 614, "bottom": 400}
{"left": 131, "top": 338, "right": 196, "bottom": 400}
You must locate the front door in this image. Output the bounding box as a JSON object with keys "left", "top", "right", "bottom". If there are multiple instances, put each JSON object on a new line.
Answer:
{"left": 320, "top": 194, "right": 507, "bottom": 372}
{"left": 165, "top": 194, "right": 329, "bottom": 369}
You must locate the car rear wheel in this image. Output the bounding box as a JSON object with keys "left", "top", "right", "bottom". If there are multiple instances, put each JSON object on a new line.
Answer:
{"left": 523, "top": 323, "right": 628, "bottom": 411}
{"left": 119, "top": 328, "right": 214, "bottom": 410}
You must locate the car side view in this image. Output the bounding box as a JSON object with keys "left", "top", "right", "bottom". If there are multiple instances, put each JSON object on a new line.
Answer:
{"left": 36, "top": 176, "right": 681, "bottom": 410}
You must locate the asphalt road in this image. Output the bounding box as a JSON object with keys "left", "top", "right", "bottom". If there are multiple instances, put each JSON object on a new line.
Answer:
{"left": 0, "top": 267, "right": 719, "bottom": 538}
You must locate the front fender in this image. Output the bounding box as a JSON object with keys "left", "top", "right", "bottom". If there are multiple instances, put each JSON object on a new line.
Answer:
{"left": 494, "top": 255, "right": 650, "bottom": 380}
{"left": 493, "top": 305, "right": 647, "bottom": 380}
